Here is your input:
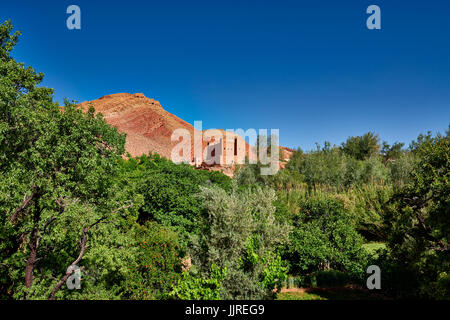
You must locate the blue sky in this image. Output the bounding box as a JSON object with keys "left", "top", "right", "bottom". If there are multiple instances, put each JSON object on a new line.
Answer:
{"left": 2, "top": 0, "right": 449, "bottom": 150}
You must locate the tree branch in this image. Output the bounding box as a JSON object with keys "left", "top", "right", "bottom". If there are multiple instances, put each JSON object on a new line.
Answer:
{"left": 10, "top": 186, "right": 37, "bottom": 223}
{"left": 48, "top": 201, "right": 133, "bottom": 300}
{"left": 37, "top": 204, "right": 65, "bottom": 249}
{"left": 49, "top": 228, "right": 87, "bottom": 300}
{"left": 416, "top": 212, "right": 447, "bottom": 251}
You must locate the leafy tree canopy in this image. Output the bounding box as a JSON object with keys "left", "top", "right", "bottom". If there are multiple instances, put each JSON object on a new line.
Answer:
{"left": 0, "top": 20, "right": 137, "bottom": 299}
{"left": 341, "top": 132, "right": 380, "bottom": 161}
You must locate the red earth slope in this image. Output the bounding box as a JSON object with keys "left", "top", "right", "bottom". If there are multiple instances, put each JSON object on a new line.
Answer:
{"left": 79, "top": 93, "right": 196, "bottom": 159}
{"left": 78, "top": 93, "right": 290, "bottom": 173}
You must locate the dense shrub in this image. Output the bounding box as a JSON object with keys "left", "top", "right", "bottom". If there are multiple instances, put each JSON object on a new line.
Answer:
{"left": 169, "top": 264, "right": 226, "bottom": 300}
{"left": 282, "top": 197, "right": 368, "bottom": 279}
{"left": 191, "top": 184, "right": 291, "bottom": 299}
{"left": 346, "top": 184, "right": 394, "bottom": 241}
{"left": 117, "top": 154, "right": 231, "bottom": 252}
{"left": 387, "top": 152, "right": 416, "bottom": 187}
{"left": 314, "top": 270, "right": 351, "bottom": 287}
{"left": 385, "top": 132, "right": 450, "bottom": 299}
{"left": 341, "top": 132, "right": 380, "bottom": 160}
{"left": 124, "top": 222, "right": 182, "bottom": 299}
{"left": 285, "top": 143, "right": 388, "bottom": 191}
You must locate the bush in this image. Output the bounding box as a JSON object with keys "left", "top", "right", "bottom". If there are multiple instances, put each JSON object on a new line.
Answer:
{"left": 124, "top": 222, "right": 182, "bottom": 299}
{"left": 169, "top": 264, "right": 226, "bottom": 300}
{"left": 282, "top": 197, "right": 368, "bottom": 279}
{"left": 191, "top": 184, "right": 291, "bottom": 299}
{"left": 348, "top": 184, "right": 393, "bottom": 241}
{"left": 341, "top": 132, "right": 380, "bottom": 161}
{"left": 386, "top": 132, "right": 450, "bottom": 299}
{"left": 387, "top": 152, "right": 417, "bottom": 187}
{"left": 118, "top": 154, "right": 231, "bottom": 253}
{"left": 314, "top": 270, "right": 351, "bottom": 287}
{"left": 285, "top": 143, "right": 388, "bottom": 191}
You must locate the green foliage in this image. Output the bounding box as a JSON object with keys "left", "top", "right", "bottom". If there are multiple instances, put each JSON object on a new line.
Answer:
{"left": 386, "top": 131, "right": 450, "bottom": 299}
{"left": 191, "top": 184, "right": 291, "bottom": 299}
{"left": 341, "top": 132, "right": 380, "bottom": 161}
{"left": 381, "top": 141, "right": 405, "bottom": 162}
{"left": 1, "top": 20, "right": 448, "bottom": 301}
{"left": 0, "top": 21, "right": 137, "bottom": 299}
{"left": 347, "top": 184, "right": 394, "bottom": 240}
{"left": 314, "top": 270, "right": 351, "bottom": 287}
{"left": 369, "top": 249, "right": 418, "bottom": 298}
{"left": 300, "top": 145, "right": 348, "bottom": 189}
{"left": 2, "top": 197, "right": 143, "bottom": 300}
{"left": 283, "top": 197, "right": 368, "bottom": 279}
{"left": 117, "top": 153, "right": 231, "bottom": 253}
{"left": 124, "top": 222, "right": 182, "bottom": 299}
{"left": 285, "top": 143, "right": 388, "bottom": 190}
{"left": 387, "top": 151, "right": 417, "bottom": 187}
{"left": 422, "top": 272, "right": 450, "bottom": 300}
{"left": 277, "top": 291, "right": 325, "bottom": 300}
{"left": 261, "top": 252, "right": 288, "bottom": 291}
{"left": 361, "top": 242, "right": 386, "bottom": 260}
{"left": 169, "top": 264, "right": 226, "bottom": 300}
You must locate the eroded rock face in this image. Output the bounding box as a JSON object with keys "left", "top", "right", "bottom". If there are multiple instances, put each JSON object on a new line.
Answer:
{"left": 78, "top": 93, "right": 196, "bottom": 159}
{"left": 279, "top": 146, "right": 295, "bottom": 169}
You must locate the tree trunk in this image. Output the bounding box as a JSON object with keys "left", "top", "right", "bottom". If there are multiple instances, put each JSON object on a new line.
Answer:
{"left": 25, "top": 199, "right": 41, "bottom": 290}
{"left": 25, "top": 227, "right": 38, "bottom": 288}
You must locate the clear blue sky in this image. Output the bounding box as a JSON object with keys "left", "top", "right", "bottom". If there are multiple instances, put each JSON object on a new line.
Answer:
{"left": 2, "top": 0, "right": 449, "bottom": 150}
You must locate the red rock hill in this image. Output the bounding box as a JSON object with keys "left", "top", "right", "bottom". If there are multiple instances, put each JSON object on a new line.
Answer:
{"left": 79, "top": 93, "right": 196, "bottom": 159}
{"left": 78, "top": 93, "right": 290, "bottom": 173}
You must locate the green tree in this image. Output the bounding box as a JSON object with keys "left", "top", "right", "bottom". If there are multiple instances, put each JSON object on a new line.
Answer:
{"left": 124, "top": 222, "right": 182, "bottom": 299}
{"left": 117, "top": 153, "right": 231, "bottom": 253}
{"left": 341, "top": 132, "right": 380, "bottom": 160}
{"left": 169, "top": 264, "right": 226, "bottom": 300}
{"left": 283, "top": 197, "right": 368, "bottom": 279}
{"left": 0, "top": 21, "right": 136, "bottom": 299}
{"left": 191, "top": 184, "right": 291, "bottom": 299}
{"left": 381, "top": 141, "right": 405, "bottom": 162}
{"left": 386, "top": 131, "right": 450, "bottom": 298}
{"left": 387, "top": 151, "right": 417, "bottom": 187}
